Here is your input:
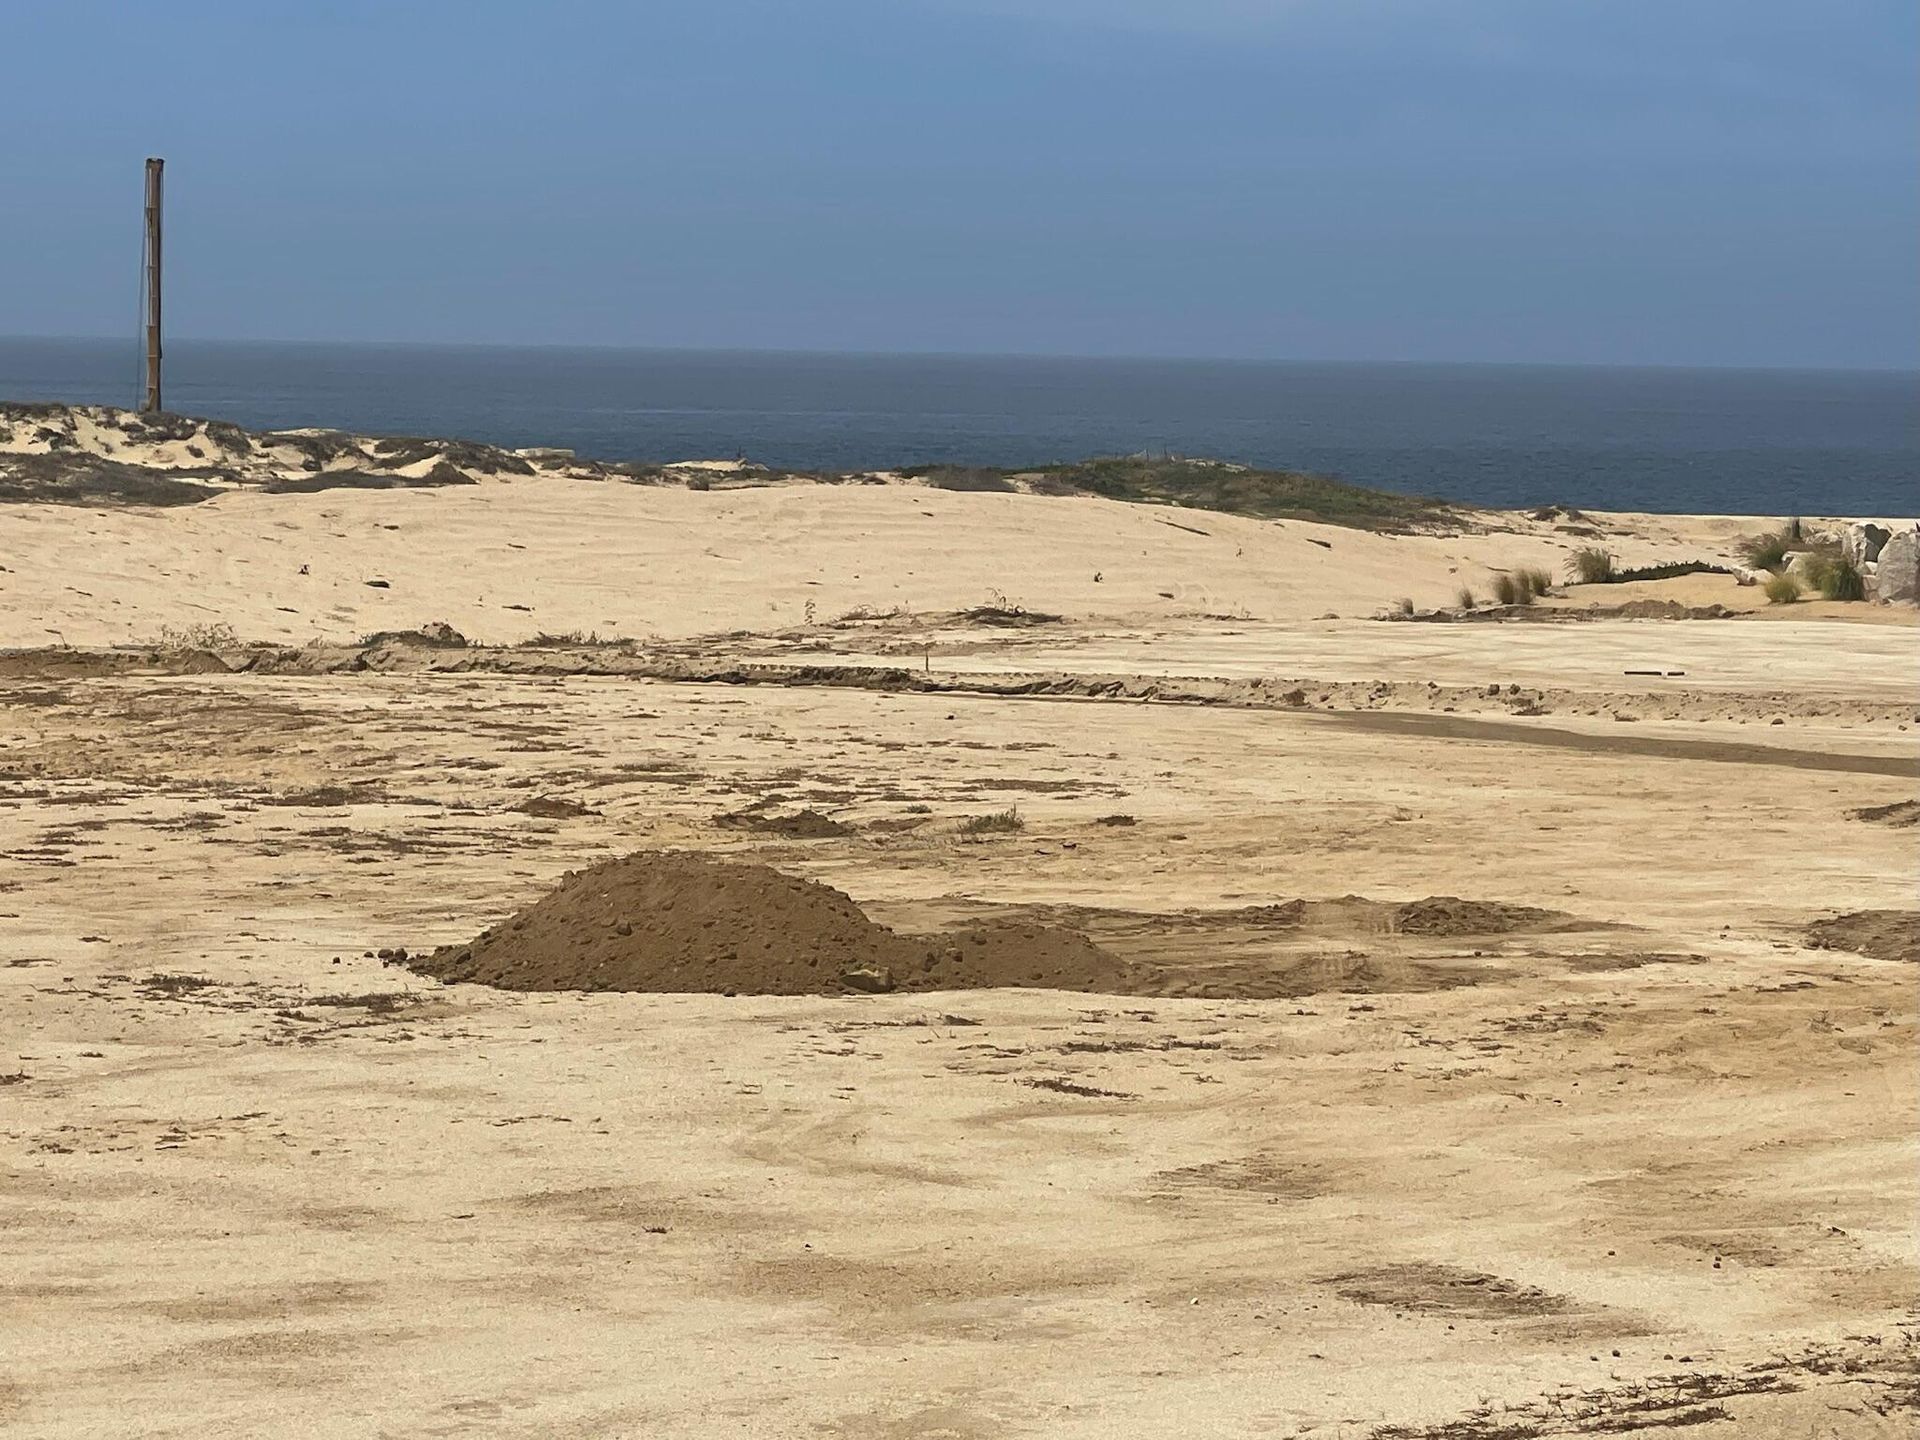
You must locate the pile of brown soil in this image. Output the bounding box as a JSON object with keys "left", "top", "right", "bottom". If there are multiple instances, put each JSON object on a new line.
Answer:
{"left": 1806, "top": 910, "right": 1920, "bottom": 966}
{"left": 1392, "top": 896, "right": 1565, "bottom": 936}
{"left": 713, "top": 808, "right": 850, "bottom": 838}
{"left": 411, "top": 851, "right": 1141, "bottom": 996}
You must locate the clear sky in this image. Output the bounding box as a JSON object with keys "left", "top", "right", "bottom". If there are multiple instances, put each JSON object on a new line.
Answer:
{"left": 4, "top": 0, "right": 1914, "bottom": 368}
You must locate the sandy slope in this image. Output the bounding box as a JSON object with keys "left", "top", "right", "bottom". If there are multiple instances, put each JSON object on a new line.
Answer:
{"left": 0, "top": 471, "right": 1888, "bottom": 649}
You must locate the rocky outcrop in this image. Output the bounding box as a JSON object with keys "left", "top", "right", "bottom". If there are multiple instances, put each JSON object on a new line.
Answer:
{"left": 1872, "top": 526, "right": 1919, "bottom": 605}
{"left": 1844, "top": 522, "right": 1891, "bottom": 568}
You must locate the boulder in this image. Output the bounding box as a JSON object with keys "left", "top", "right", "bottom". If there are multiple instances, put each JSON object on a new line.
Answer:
{"left": 1872, "top": 527, "right": 1919, "bottom": 605}
{"left": 1843, "top": 522, "right": 1891, "bottom": 568}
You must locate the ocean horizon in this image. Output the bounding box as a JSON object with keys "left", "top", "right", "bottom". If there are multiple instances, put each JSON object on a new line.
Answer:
{"left": 4, "top": 335, "right": 1914, "bottom": 515}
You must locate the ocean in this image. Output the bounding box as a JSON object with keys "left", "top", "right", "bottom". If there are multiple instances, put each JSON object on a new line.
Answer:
{"left": 2, "top": 336, "right": 1913, "bottom": 515}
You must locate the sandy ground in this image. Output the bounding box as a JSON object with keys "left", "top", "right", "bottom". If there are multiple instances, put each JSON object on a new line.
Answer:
{"left": 3, "top": 475, "right": 1917, "bottom": 1437}
{"left": 7, "top": 467, "right": 1904, "bottom": 649}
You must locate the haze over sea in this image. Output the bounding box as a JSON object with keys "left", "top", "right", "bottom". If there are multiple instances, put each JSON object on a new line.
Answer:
{"left": 4, "top": 336, "right": 1913, "bottom": 516}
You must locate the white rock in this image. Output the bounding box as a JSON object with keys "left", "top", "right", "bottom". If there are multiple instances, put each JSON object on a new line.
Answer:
{"left": 1873, "top": 527, "right": 1920, "bottom": 605}
{"left": 1843, "top": 522, "right": 1891, "bottom": 568}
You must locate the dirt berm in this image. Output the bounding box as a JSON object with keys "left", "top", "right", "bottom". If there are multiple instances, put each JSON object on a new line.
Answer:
{"left": 411, "top": 851, "right": 1143, "bottom": 995}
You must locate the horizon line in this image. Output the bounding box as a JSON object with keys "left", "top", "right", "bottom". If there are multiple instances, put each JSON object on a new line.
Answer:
{"left": 5, "top": 333, "right": 1917, "bottom": 379}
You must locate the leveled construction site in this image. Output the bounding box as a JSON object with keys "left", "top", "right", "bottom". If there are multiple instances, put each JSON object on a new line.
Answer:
{"left": 2, "top": 406, "right": 1916, "bottom": 1438}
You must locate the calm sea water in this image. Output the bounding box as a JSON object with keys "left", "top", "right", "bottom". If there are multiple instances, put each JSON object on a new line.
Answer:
{"left": 3, "top": 337, "right": 1913, "bottom": 514}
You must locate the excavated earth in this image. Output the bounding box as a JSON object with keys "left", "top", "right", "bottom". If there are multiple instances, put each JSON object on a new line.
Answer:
{"left": 410, "top": 850, "right": 1141, "bottom": 996}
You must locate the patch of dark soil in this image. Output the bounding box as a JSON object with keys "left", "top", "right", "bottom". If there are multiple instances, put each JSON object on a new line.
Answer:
{"left": 511, "top": 796, "right": 598, "bottom": 819}
{"left": 260, "top": 784, "right": 390, "bottom": 807}
{"left": 1561, "top": 952, "right": 1706, "bottom": 973}
{"left": 1327, "top": 1263, "right": 1575, "bottom": 1320}
{"left": 1806, "top": 910, "right": 1920, "bottom": 965}
{"left": 262, "top": 464, "right": 475, "bottom": 493}
{"left": 300, "top": 992, "right": 413, "bottom": 1014}
{"left": 713, "top": 808, "right": 850, "bottom": 838}
{"left": 139, "top": 973, "right": 215, "bottom": 997}
{"left": 1393, "top": 896, "right": 1569, "bottom": 937}
{"left": 1850, "top": 799, "right": 1920, "bottom": 828}
{"left": 407, "top": 851, "right": 1144, "bottom": 996}
{"left": 1020, "top": 1076, "right": 1135, "bottom": 1099}
{"left": 957, "top": 604, "right": 1065, "bottom": 626}
{"left": 1151, "top": 1154, "right": 1323, "bottom": 1198}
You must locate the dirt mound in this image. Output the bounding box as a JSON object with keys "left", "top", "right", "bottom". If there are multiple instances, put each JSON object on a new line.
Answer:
{"left": 1806, "top": 910, "right": 1920, "bottom": 965}
{"left": 1393, "top": 896, "right": 1565, "bottom": 936}
{"left": 713, "top": 808, "right": 851, "bottom": 838}
{"left": 411, "top": 851, "right": 1140, "bottom": 996}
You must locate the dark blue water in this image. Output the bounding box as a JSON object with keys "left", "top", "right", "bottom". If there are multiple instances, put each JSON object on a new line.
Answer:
{"left": 3, "top": 337, "right": 1913, "bottom": 514}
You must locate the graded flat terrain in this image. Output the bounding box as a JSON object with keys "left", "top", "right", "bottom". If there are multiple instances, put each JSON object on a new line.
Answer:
{"left": 2, "top": 462, "right": 1916, "bottom": 1437}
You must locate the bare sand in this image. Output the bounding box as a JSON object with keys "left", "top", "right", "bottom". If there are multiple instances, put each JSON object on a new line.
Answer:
{"left": 2, "top": 427, "right": 1916, "bottom": 1436}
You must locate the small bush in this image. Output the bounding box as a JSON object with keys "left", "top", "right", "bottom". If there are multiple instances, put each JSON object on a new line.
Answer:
{"left": 1521, "top": 567, "right": 1554, "bottom": 597}
{"left": 1763, "top": 573, "right": 1801, "bottom": 604}
{"left": 1395, "top": 596, "right": 1415, "bottom": 616}
{"left": 1818, "top": 556, "right": 1865, "bottom": 601}
{"left": 1491, "top": 571, "right": 1537, "bottom": 606}
{"left": 155, "top": 621, "right": 239, "bottom": 651}
{"left": 959, "top": 807, "right": 1024, "bottom": 835}
{"left": 1566, "top": 546, "right": 1615, "bottom": 584}
{"left": 1738, "top": 529, "right": 1792, "bottom": 570}
{"left": 1455, "top": 586, "right": 1476, "bottom": 610}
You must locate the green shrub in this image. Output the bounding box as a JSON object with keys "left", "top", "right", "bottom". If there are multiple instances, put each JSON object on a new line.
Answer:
{"left": 1491, "top": 571, "right": 1540, "bottom": 606}
{"left": 1566, "top": 546, "right": 1615, "bottom": 584}
{"left": 1818, "top": 557, "right": 1865, "bottom": 601}
{"left": 1739, "top": 529, "right": 1792, "bottom": 570}
{"left": 1763, "top": 573, "right": 1801, "bottom": 604}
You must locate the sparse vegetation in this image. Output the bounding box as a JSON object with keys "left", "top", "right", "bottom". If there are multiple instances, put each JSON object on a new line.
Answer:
{"left": 1395, "top": 597, "right": 1415, "bottom": 616}
{"left": 1817, "top": 556, "right": 1866, "bottom": 601}
{"left": 917, "top": 465, "right": 1017, "bottom": 493}
{"left": 1566, "top": 546, "right": 1615, "bottom": 584}
{"left": 154, "top": 621, "right": 239, "bottom": 651}
{"left": 960, "top": 592, "right": 1063, "bottom": 626}
{"left": 959, "top": 807, "right": 1025, "bottom": 835}
{"left": 517, "top": 630, "right": 627, "bottom": 647}
{"left": 139, "top": 972, "right": 215, "bottom": 995}
{"left": 1490, "top": 571, "right": 1538, "bottom": 606}
{"left": 1520, "top": 567, "right": 1554, "bottom": 597}
{"left": 1763, "top": 573, "right": 1802, "bottom": 604}
{"left": 896, "top": 457, "right": 1457, "bottom": 532}
{"left": 1455, "top": 586, "right": 1476, "bottom": 610}
{"left": 1738, "top": 528, "right": 1794, "bottom": 571}
{"left": 1605, "top": 560, "right": 1734, "bottom": 584}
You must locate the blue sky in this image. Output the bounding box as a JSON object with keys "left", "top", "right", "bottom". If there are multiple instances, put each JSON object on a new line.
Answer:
{"left": 3, "top": 0, "right": 1914, "bottom": 367}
